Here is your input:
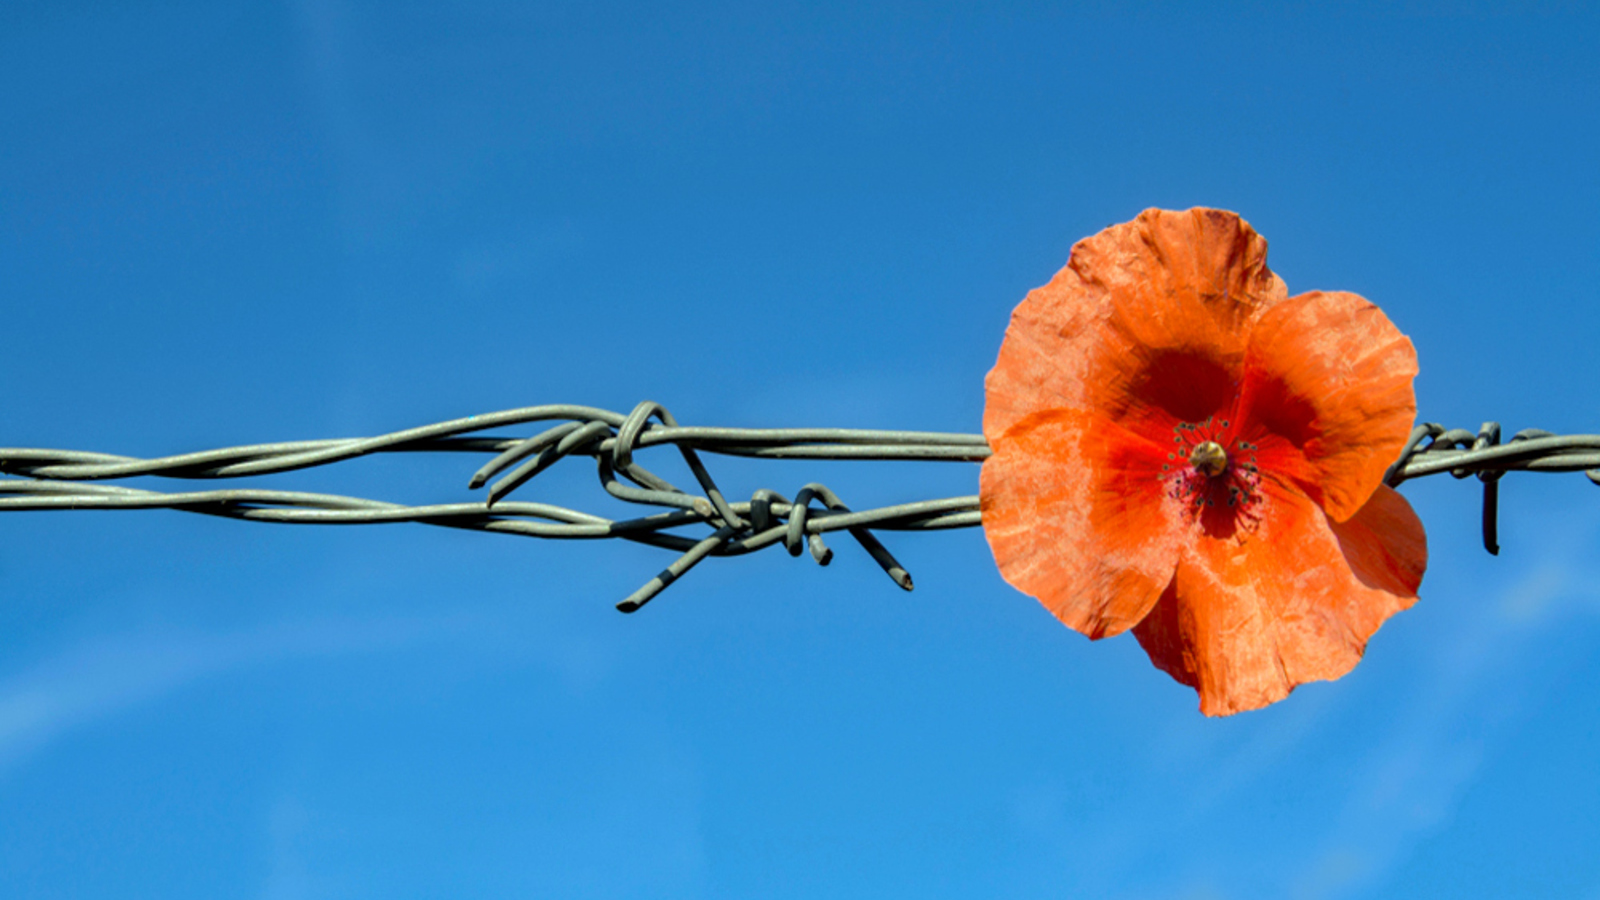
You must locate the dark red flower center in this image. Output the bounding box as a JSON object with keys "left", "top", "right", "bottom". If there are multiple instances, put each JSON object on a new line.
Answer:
{"left": 1161, "top": 417, "right": 1263, "bottom": 533}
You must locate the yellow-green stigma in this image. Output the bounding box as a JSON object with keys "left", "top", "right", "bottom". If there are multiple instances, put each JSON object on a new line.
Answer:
{"left": 1189, "top": 440, "right": 1229, "bottom": 477}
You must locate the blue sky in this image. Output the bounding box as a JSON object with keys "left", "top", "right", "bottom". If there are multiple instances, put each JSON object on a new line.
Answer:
{"left": 2, "top": 2, "right": 1598, "bottom": 897}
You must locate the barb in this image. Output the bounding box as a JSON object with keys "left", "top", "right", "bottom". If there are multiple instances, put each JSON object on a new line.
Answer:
{"left": 2, "top": 405, "right": 1594, "bottom": 607}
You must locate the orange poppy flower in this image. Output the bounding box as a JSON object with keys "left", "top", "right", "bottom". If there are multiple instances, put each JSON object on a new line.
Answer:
{"left": 980, "top": 208, "right": 1427, "bottom": 716}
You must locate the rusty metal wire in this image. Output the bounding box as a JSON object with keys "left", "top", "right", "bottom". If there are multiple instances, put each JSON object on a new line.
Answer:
{"left": 2, "top": 404, "right": 1594, "bottom": 608}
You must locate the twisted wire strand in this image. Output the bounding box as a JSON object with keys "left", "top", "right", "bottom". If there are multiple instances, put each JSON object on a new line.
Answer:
{"left": 0, "top": 402, "right": 986, "bottom": 611}
{"left": 1384, "top": 422, "right": 1600, "bottom": 555}
{"left": 2, "top": 404, "right": 1594, "bottom": 608}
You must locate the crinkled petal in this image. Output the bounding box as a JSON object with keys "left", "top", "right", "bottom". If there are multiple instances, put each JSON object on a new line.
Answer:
{"left": 980, "top": 408, "right": 1182, "bottom": 639}
{"left": 1236, "top": 290, "right": 1419, "bottom": 522}
{"left": 1131, "top": 481, "right": 1425, "bottom": 716}
{"left": 984, "top": 208, "right": 1288, "bottom": 443}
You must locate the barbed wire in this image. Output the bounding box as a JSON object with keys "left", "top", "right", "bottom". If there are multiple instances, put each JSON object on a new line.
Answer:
{"left": 0, "top": 402, "right": 987, "bottom": 612}
{"left": 2, "top": 403, "right": 1595, "bottom": 609}
{"left": 1384, "top": 422, "right": 1600, "bottom": 555}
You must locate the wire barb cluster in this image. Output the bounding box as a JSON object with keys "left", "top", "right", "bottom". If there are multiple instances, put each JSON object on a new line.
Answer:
{"left": 1384, "top": 422, "right": 1600, "bottom": 555}
{"left": 2, "top": 406, "right": 1595, "bottom": 607}
{"left": 0, "top": 402, "right": 987, "bottom": 611}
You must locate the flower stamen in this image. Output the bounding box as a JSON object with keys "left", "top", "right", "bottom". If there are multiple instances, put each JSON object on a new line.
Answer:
{"left": 1163, "top": 423, "right": 1262, "bottom": 531}
{"left": 1189, "top": 441, "right": 1228, "bottom": 477}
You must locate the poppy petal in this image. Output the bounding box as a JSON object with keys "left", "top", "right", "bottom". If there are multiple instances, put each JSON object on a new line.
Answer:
{"left": 1131, "top": 480, "right": 1425, "bottom": 716}
{"left": 985, "top": 208, "right": 1288, "bottom": 442}
{"left": 980, "top": 408, "right": 1181, "bottom": 639}
{"left": 1237, "top": 290, "right": 1419, "bottom": 522}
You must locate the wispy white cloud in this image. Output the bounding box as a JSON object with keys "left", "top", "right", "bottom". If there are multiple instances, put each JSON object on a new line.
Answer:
{"left": 0, "top": 614, "right": 470, "bottom": 777}
{"left": 247, "top": 669, "right": 705, "bottom": 900}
